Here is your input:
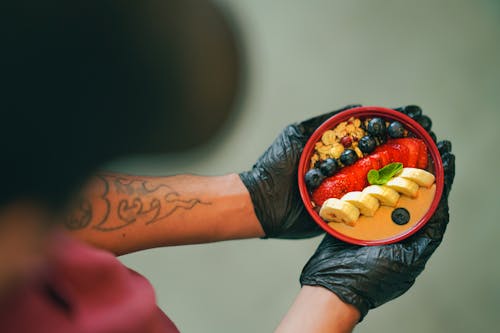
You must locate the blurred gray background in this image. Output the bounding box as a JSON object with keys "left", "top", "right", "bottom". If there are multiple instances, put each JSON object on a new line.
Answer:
{"left": 114, "top": 0, "right": 500, "bottom": 332}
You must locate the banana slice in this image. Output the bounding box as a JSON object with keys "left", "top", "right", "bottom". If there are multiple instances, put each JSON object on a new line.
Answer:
{"left": 362, "top": 185, "right": 400, "bottom": 207}
{"left": 319, "top": 198, "right": 360, "bottom": 226}
{"left": 385, "top": 177, "right": 419, "bottom": 198}
{"left": 397, "top": 167, "right": 435, "bottom": 187}
{"left": 341, "top": 191, "right": 380, "bottom": 217}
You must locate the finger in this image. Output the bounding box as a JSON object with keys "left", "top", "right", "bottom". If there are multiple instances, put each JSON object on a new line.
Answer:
{"left": 441, "top": 152, "right": 455, "bottom": 197}
{"left": 394, "top": 105, "right": 435, "bottom": 134}
{"left": 415, "top": 196, "right": 450, "bottom": 244}
{"left": 409, "top": 152, "right": 454, "bottom": 243}
{"left": 298, "top": 104, "right": 361, "bottom": 136}
{"left": 429, "top": 131, "right": 437, "bottom": 143}
{"left": 437, "top": 140, "right": 452, "bottom": 155}
{"left": 415, "top": 115, "right": 432, "bottom": 132}
{"left": 393, "top": 105, "right": 422, "bottom": 119}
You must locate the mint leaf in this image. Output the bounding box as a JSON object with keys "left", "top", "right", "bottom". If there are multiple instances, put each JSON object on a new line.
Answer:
{"left": 367, "top": 162, "right": 403, "bottom": 185}
{"left": 367, "top": 169, "right": 381, "bottom": 185}
{"left": 378, "top": 162, "right": 403, "bottom": 183}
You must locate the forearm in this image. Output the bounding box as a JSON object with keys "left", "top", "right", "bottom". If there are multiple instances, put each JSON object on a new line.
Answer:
{"left": 275, "top": 286, "right": 360, "bottom": 333}
{"left": 65, "top": 173, "right": 264, "bottom": 255}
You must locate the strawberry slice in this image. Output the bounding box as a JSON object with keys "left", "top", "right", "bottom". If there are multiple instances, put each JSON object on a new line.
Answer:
{"left": 367, "top": 154, "right": 382, "bottom": 170}
{"left": 372, "top": 148, "right": 391, "bottom": 167}
{"left": 385, "top": 141, "right": 410, "bottom": 166}
{"left": 356, "top": 157, "right": 376, "bottom": 176}
{"left": 387, "top": 145, "right": 403, "bottom": 164}
{"left": 417, "top": 140, "right": 429, "bottom": 169}
{"left": 391, "top": 138, "right": 420, "bottom": 167}
{"left": 341, "top": 162, "right": 370, "bottom": 189}
{"left": 312, "top": 173, "right": 351, "bottom": 206}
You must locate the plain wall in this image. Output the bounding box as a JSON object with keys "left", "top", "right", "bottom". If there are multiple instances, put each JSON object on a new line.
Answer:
{"left": 115, "top": 0, "right": 500, "bottom": 331}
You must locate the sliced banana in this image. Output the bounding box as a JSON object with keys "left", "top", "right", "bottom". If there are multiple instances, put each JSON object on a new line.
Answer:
{"left": 362, "top": 185, "right": 400, "bottom": 207}
{"left": 319, "top": 198, "right": 360, "bottom": 226}
{"left": 397, "top": 167, "right": 435, "bottom": 187}
{"left": 341, "top": 191, "right": 380, "bottom": 217}
{"left": 385, "top": 177, "right": 419, "bottom": 198}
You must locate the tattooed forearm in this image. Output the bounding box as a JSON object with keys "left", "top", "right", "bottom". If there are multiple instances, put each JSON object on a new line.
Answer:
{"left": 66, "top": 174, "right": 211, "bottom": 231}
{"left": 65, "top": 198, "right": 93, "bottom": 230}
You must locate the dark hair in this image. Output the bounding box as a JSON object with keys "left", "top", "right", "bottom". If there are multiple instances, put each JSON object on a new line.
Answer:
{"left": 0, "top": 0, "right": 241, "bottom": 209}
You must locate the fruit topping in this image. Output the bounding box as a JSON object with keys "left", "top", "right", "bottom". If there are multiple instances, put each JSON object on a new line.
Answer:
{"left": 417, "top": 142, "right": 429, "bottom": 169}
{"left": 341, "top": 191, "right": 380, "bottom": 217}
{"left": 396, "top": 167, "right": 435, "bottom": 187}
{"left": 367, "top": 117, "right": 387, "bottom": 137}
{"left": 319, "top": 158, "right": 339, "bottom": 177}
{"left": 371, "top": 149, "right": 391, "bottom": 166}
{"left": 340, "top": 149, "right": 358, "bottom": 166}
{"left": 358, "top": 135, "right": 376, "bottom": 154}
{"left": 366, "top": 154, "right": 382, "bottom": 170}
{"left": 305, "top": 168, "right": 325, "bottom": 190}
{"left": 340, "top": 136, "right": 353, "bottom": 148}
{"left": 362, "top": 185, "right": 400, "bottom": 207}
{"left": 316, "top": 164, "right": 436, "bottom": 226}
{"left": 306, "top": 112, "right": 434, "bottom": 228}
{"left": 387, "top": 121, "right": 405, "bottom": 138}
{"left": 385, "top": 177, "right": 419, "bottom": 198}
{"left": 319, "top": 198, "right": 360, "bottom": 226}
{"left": 311, "top": 173, "right": 356, "bottom": 206}
{"left": 391, "top": 208, "right": 410, "bottom": 225}
{"left": 390, "top": 138, "right": 422, "bottom": 168}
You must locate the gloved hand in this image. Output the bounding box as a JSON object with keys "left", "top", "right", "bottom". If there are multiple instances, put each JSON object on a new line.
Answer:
{"left": 239, "top": 104, "right": 361, "bottom": 238}
{"left": 300, "top": 106, "right": 455, "bottom": 320}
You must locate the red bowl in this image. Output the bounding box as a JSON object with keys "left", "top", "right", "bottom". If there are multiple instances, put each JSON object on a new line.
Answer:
{"left": 298, "top": 106, "right": 444, "bottom": 245}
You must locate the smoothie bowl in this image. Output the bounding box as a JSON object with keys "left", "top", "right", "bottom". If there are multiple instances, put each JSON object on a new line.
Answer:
{"left": 298, "top": 106, "right": 444, "bottom": 246}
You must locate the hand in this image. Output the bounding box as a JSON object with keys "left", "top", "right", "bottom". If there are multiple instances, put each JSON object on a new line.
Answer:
{"left": 300, "top": 106, "right": 455, "bottom": 320}
{"left": 239, "top": 104, "right": 361, "bottom": 238}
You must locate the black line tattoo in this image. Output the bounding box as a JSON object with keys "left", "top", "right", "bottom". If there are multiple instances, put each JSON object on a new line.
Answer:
{"left": 66, "top": 174, "right": 210, "bottom": 231}
{"left": 65, "top": 198, "right": 93, "bottom": 230}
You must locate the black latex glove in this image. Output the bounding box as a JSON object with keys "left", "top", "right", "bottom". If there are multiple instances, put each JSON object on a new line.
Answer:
{"left": 300, "top": 106, "right": 455, "bottom": 320}
{"left": 239, "top": 104, "right": 361, "bottom": 238}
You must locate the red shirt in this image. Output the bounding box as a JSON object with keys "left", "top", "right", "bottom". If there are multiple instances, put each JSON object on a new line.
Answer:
{"left": 0, "top": 232, "right": 179, "bottom": 333}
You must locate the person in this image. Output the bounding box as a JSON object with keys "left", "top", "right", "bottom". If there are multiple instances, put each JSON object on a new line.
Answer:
{"left": 0, "top": 0, "right": 455, "bottom": 332}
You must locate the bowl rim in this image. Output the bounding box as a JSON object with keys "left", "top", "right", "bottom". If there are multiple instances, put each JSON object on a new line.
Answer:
{"left": 298, "top": 106, "right": 444, "bottom": 246}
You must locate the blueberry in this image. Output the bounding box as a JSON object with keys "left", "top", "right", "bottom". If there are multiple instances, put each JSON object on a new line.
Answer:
{"left": 358, "top": 135, "right": 376, "bottom": 154}
{"left": 319, "top": 158, "right": 338, "bottom": 177}
{"left": 387, "top": 121, "right": 405, "bottom": 138}
{"left": 367, "top": 118, "right": 387, "bottom": 137}
{"left": 391, "top": 207, "right": 410, "bottom": 225}
{"left": 340, "top": 149, "right": 358, "bottom": 166}
{"left": 416, "top": 115, "right": 432, "bottom": 131}
{"left": 305, "top": 168, "right": 325, "bottom": 190}
{"left": 402, "top": 105, "right": 422, "bottom": 119}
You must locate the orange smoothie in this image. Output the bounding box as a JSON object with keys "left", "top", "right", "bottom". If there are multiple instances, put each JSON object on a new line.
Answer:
{"left": 328, "top": 184, "right": 436, "bottom": 241}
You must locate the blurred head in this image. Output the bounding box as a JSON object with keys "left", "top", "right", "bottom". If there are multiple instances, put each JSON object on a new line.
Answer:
{"left": 1, "top": 0, "right": 241, "bottom": 209}
{"left": 0, "top": 0, "right": 241, "bottom": 294}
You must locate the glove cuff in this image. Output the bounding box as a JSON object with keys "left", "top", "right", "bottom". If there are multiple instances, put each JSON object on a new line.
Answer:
{"left": 238, "top": 170, "right": 272, "bottom": 238}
